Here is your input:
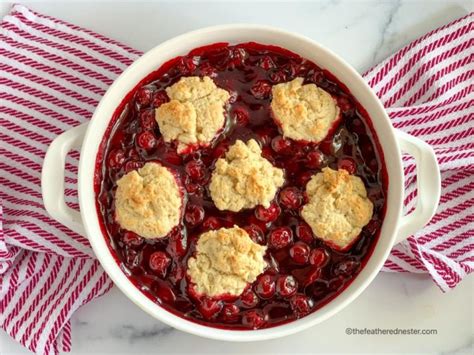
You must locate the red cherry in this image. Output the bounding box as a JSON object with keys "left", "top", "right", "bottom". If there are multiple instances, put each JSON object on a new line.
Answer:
{"left": 312, "top": 281, "right": 329, "bottom": 298}
{"left": 137, "top": 131, "right": 157, "bottom": 150}
{"left": 297, "top": 64, "right": 309, "bottom": 75}
{"left": 298, "top": 171, "right": 313, "bottom": 186}
{"left": 292, "top": 264, "right": 322, "bottom": 286}
{"left": 290, "top": 294, "right": 313, "bottom": 316}
{"left": 328, "top": 276, "right": 345, "bottom": 291}
{"left": 107, "top": 149, "right": 125, "bottom": 169}
{"left": 338, "top": 158, "right": 356, "bottom": 174}
{"left": 364, "top": 219, "right": 380, "bottom": 235}
{"left": 155, "top": 284, "right": 176, "bottom": 304}
{"left": 254, "top": 274, "right": 276, "bottom": 299}
{"left": 244, "top": 224, "right": 265, "bottom": 245}
{"left": 268, "top": 227, "right": 293, "bottom": 249}
{"left": 139, "top": 109, "right": 156, "bottom": 130}
{"left": 202, "top": 216, "right": 221, "bottom": 230}
{"left": 293, "top": 142, "right": 308, "bottom": 158}
{"left": 289, "top": 242, "right": 310, "bottom": 264}
{"left": 337, "top": 96, "right": 353, "bottom": 112}
{"left": 351, "top": 118, "right": 366, "bottom": 134}
{"left": 240, "top": 289, "right": 259, "bottom": 308}
{"left": 167, "top": 229, "right": 187, "bottom": 257}
{"left": 176, "top": 57, "right": 197, "bottom": 75}
{"left": 256, "top": 127, "right": 274, "bottom": 146}
{"left": 136, "top": 87, "right": 153, "bottom": 106}
{"left": 233, "top": 107, "right": 249, "bottom": 126}
{"left": 163, "top": 151, "right": 182, "bottom": 165}
{"left": 124, "top": 160, "right": 142, "bottom": 173}
{"left": 122, "top": 231, "right": 143, "bottom": 247}
{"left": 198, "top": 298, "right": 222, "bottom": 320}
{"left": 305, "top": 150, "right": 323, "bottom": 169}
{"left": 304, "top": 267, "right": 322, "bottom": 286}
{"left": 360, "top": 140, "right": 375, "bottom": 156}
{"left": 277, "top": 275, "right": 298, "bottom": 298}
{"left": 186, "top": 283, "right": 201, "bottom": 301}
{"left": 149, "top": 251, "right": 171, "bottom": 277}
{"left": 255, "top": 203, "right": 281, "bottom": 223}
{"left": 296, "top": 224, "right": 314, "bottom": 244}
{"left": 269, "top": 70, "right": 286, "bottom": 83}
{"left": 152, "top": 90, "right": 168, "bottom": 107}
{"left": 259, "top": 56, "right": 275, "bottom": 70}
{"left": 283, "top": 63, "right": 299, "bottom": 79}
{"left": 334, "top": 260, "right": 360, "bottom": 277}
{"left": 283, "top": 160, "right": 300, "bottom": 177}
{"left": 308, "top": 70, "right": 324, "bottom": 85}
{"left": 221, "top": 304, "right": 240, "bottom": 322}
{"left": 185, "top": 160, "right": 205, "bottom": 181}
{"left": 250, "top": 80, "right": 272, "bottom": 99}
{"left": 279, "top": 187, "right": 303, "bottom": 209}
{"left": 221, "top": 213, "right": 236, "bottom": 228}
{"left": 124, "top": 249, "right": 139, "bottom": 268}
{"left": 184, "top": 204, "right": 205, "bottom": 226}
{"left": 211, "top": 47, "right": 232, "bottom": 66}
{"left": 199, "top": 62, "right": 216, "bottom": 76}
{"left": 184, "top": 179, "right": 202, "bottom": 195}
{"left": 213, "top": 142, "right": 229, "bottom": 159}
{"left": 228, "top": 48, "right": 247, "bottom": 67}
{"left": 242, "top": 310, "right": 265, "bottom": 329}
{"left": 271, "top": 135, "right": 292, "bottom": 154}
{"left": 309, "top": 248, "right": 328, "bottom": 267}
{"left": 261, "top": 147, "right": 274, "bottom": 163}
{"left": 318, "top": 138, "right": 333, "bottom": 155}
{"left": 125, "top": 148, "right": 139, "bottom": 160}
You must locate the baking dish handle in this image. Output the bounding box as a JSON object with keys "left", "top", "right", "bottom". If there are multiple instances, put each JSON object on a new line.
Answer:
{"left": 42, "top": 123, "right": 88, "bottom": 238}
{"left": 394, "top": 130, "right": 441, "bottom": 244}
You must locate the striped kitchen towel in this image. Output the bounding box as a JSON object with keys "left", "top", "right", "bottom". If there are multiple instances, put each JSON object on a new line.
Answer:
{"left": 0, "top": 4, "right": 472, "bottom": 355}
{"left": 363, "top": 16, "right": 473, "bottom": 287}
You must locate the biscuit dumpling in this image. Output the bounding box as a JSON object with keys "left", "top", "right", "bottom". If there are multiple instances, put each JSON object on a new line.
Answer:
{"left": 209, "top": 139, "right": 284, "bottom": 212}
{"left": 115, "top": 162, "right": 183, "bottom": 239}
{"left": 301, "top": 167, "right": 373, "bottom": 251}
{"left": 271, "top": 77, "right": 340, "bottom": 143}
{"left": 155, "top": 76, "right": 230, "bottom": 153}
{"left": 187, "top": 226, "right": 267, "bottom": 297}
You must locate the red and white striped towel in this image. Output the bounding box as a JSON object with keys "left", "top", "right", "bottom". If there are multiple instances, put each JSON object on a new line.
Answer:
{"left": 364, "top": 15, "right": 474, "bottom": 288}
{"left": 0, "top": 4, "right": 472, "bottom": 355}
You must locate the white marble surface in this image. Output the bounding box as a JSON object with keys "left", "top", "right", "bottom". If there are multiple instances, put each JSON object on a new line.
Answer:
{"left": 1, "top": 0, "right": 473, "bottom": 354}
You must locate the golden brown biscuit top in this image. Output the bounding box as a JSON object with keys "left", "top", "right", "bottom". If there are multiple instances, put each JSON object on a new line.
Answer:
{"left": 187, "top": 226, "right": 267, "bottom": 297}
{"left": 301, "top": 167, "right": 373, "bottom": 250}
{"left": 114, "top": 162, "right": 182, "bottom": 239}
{"left": 271, "top": 77, "right": 340, "bottom": 143}
{"left": 155, "top": 76, "right": 230, "bottom": 153}
{"left": 209, "top": 139, "right": 285, "bottom": 212}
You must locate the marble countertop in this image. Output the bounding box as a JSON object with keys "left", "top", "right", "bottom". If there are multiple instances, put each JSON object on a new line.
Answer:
{"left": 1, "top": 1, "right": 472, "bottom": 354}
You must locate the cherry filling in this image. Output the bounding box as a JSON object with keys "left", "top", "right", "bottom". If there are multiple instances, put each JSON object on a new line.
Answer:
{"left": 95, "top": 42, "right": 387, "bottom": 330}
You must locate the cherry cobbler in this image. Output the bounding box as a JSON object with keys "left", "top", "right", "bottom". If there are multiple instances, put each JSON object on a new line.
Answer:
{"left": 95, "top": 42, "right": 387, "bottom": 329}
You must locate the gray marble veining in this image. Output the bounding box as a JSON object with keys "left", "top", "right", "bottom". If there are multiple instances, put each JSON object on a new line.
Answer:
{"left": 371, "top": 0, "right": 401, "bottom": 64}
{"left": 109, "top": 324, "right": 175, "bottom": 343}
